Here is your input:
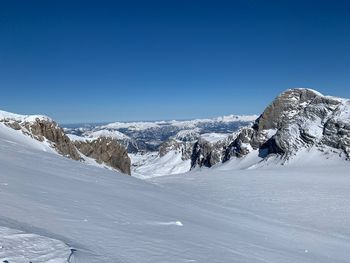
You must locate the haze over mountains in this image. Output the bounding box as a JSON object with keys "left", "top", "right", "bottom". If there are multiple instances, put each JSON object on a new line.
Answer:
{"left": 0, "top": 88, "right": 350, "bottom": 262}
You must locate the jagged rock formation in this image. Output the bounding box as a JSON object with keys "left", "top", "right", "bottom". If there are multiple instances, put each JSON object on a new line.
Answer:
{"left": 191, "top": 138, "right": 231, "bottom": 168}
{"left": 190, "top": 88, "right": 350, "bottom": 169}
{"left": 0, "top": 111, "right": 132, "bottom": 175}
{"left": 74, "top": 137, "right": 131, "bottom": 175}
{"left": 1, "top": 115, "right": 81, "bottom": 160}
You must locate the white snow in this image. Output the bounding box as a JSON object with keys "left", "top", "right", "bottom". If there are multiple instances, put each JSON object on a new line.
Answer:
{"left": 0, "top": 110, "right": 52, "bottom": 123}
{"left": 68, "top": 129, "right": 130, "bottom": 142}
{"left": 99, "top": 114, "right": 257, "bottom": 131}
{"left": 130, "top": 151, "right": 191, "bottom": 179}
{"left": 1, "top": 121, "right": 350, "bottom": 263}
{"left": 200, "top": 132, "right": 230, "bottom": 143}
{"left": 102, "top": 121, "right": 160, "bottom": 130}
{"left": 0, "top": 226, "right": 70, "bottom": 263}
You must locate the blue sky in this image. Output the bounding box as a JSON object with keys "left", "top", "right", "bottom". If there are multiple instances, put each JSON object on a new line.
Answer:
{"left": 0, "top": 0, "right": 350, "bottom": 123}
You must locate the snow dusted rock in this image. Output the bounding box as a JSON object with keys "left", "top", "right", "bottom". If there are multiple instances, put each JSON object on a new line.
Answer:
{"left": 73, "top": 136, "right": 131, "bottom": 175}
{"left": 172, "top": 128, "right": 201, "bottom": 142}
{"left": 159, "top": 139, "right": 193, "bottom": 160}
{"left": 192, "top": 88, "right": 350, "bottom": 169}
{"left": 191, "top": 139, "right": 218, "bottom": 167}
{"left": 0, "top": 111, "right": 81, "bottom": 160}
{"left": 64, "top": 115, "right": 257, "bottom": 155}
{"left": 224, "top": 88, "right": 350, "bottom": 162}
{"left": 77, "top": 129, "right": 140, "bottom": 153}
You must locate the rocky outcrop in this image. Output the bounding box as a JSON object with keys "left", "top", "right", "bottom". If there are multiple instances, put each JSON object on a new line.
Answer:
{"left": 2, "top": 116, "right": 81, "bottom": 160}
{"left": 191, "top": 139, "right": 222, "bottom": 168}
{"left": 74, "top": 137, "right": 131, "bottom": 175}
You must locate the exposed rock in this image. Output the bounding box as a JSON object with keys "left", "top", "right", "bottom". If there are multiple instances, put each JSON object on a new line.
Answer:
{"left": 74, "top": 137, "right": 131, "bottom": 175}
{"left": 191, "top": 139, "right": 224, "bottom": 168}
{"left": 25, "top": 119, "right": 81, "bottom": 160}
{"left": 2, "top": 117, "right": 81, "bottom": 160}
{"left": 1, "top": 112, "right": 131, "bottom": 175}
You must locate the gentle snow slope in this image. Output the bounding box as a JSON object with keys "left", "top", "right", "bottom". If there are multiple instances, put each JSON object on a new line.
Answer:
{"left": 1, "top": 123, "right": 350, "bottom": 262}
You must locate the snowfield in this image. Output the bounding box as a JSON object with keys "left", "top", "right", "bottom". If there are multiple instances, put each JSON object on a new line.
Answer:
{"left": 0, "top": 226, "right": 70, "bottom": 263}
{"left": 1, "top": 122, "right": 350, "bottom": 262}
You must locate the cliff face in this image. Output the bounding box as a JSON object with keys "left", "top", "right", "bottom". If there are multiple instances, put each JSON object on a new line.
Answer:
{"left": 2, "top": 116, "right": 81, "bottom": 160}
{"left": 191, "top": 89, "right": 350, "bottom": 168}
{"left": 74, "top": 137, "right": 131, "bottom": 175}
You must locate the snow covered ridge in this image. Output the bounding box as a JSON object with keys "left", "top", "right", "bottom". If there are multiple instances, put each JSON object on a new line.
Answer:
{"left": 0, "top": 109, "right": 132, "bottom": 175}
{"left": 101, "top": 114, "right": 258, "bottom": 130}
{"left": 64, "top": 114, "right": 257, "bottom": 155}
{"left": 0, "top": 110, "right": 52, "bottom": 123}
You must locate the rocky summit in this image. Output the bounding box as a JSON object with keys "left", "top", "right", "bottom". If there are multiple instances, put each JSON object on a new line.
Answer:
{"left": 223, "top": 88, "right": 350, "bottom": 163}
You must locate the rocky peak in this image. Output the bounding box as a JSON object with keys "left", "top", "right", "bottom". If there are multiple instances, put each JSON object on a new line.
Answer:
{"left": 255, "top": 88, "right": 322, "bottom": 131}
{"left": 191, "top": 88, "right": 350, "bottom": 169}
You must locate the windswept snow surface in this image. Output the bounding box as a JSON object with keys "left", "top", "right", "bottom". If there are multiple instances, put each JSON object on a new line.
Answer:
{"left": 1, "top": 123, "right": 350, "bottom": 262}
{"left": 130, "top": 151, "right": 191, "bottom": 179}
{"left": 0, "top": 226, "right": 70, "bottom": 263}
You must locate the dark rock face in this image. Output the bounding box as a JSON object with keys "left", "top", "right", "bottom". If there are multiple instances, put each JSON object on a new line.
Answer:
{"left": 74, "top": 137, "right": 131, "bottom": 175}
{"left": 191, "top": 139, "right": 222, "bottom": 168}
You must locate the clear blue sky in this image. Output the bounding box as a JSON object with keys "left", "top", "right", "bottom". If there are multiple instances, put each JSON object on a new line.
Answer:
{"left": 0, "top": 0, "right": 349, "bottom": 123}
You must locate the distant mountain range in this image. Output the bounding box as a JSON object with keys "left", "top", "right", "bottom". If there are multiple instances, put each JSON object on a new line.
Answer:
{"left": 63, "top": 115, "right": 257, "bottom": 153}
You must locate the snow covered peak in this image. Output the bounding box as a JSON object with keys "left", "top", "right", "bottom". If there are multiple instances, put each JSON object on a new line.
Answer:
{"left": 85, "top": 130, "right": 131, "bottom": 140}
{"left": 283, "top": 88, "right": 324, "bottom": 97}
{"left": 0, "top": 109, "right": 52, "bottom": 123}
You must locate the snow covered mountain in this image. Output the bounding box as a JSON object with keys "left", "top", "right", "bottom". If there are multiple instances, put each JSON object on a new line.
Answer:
{"left": 1, "top": 114, "right": 350, "bottom": 262}
{"left": 64, "top": 115, "right": 257, "bottom": 153}
{"left": 64, "top": 115, "right": 257, "bottom": 177}
{"left": 222, "top": 88, "right": 350, "bottom": 164}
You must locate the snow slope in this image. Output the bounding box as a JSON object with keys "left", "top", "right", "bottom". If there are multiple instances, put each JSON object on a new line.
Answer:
{"left": 2, "top": 122, "right": 350, "bottom": 262}
{"left": 0, "top": 226, "right": 70, "bottom": 263}
{"left": 130, "top": 151, "right": 191, "bottom": 179}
